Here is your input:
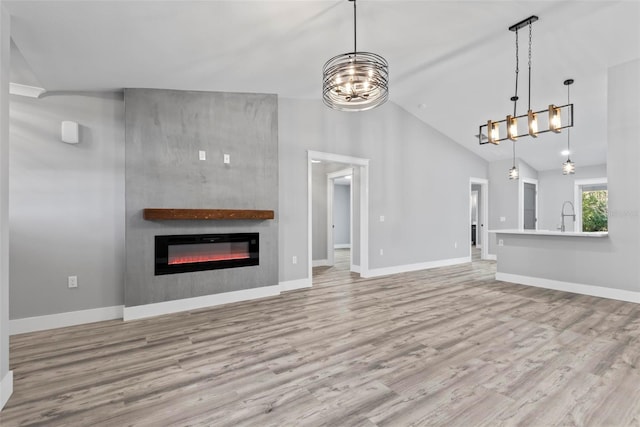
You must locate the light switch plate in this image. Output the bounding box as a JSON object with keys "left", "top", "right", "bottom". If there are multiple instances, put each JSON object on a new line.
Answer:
{"left": 68, "top": 275, "right": 78, "bottom": 288}
{"left": 199, "top": 150, "right": 206, "bottom": 161}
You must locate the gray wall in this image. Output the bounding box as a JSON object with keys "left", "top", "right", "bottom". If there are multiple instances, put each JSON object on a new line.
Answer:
{"left": 124, "top": 89, "right": 278, "bottom": 307}
{"left": 9, "top": 93, "right": 125, "bottom": 319}
{"left": 311, "top": 163, "right": 328, "bottom": 261}
{"left": 518, "top": 159, "right": 538, "bottom": 182}
{"left": 488, "top": 158, "right": 519, "bottom": 255}
{"left": 278, "top": 99, "right": 488, "bottom": 281}
{"left": 333, "top": 184, "right": 350, "bottom": 246}
{"left": 537, "top": 164, "right": 607, "bottom": 232}
{"left": 604, "top": 59, "right": 640, "bottom": 291}
{"left": 0, "top": 4, "right": 10, "bottom": 401}
{"left": 487, "top": 158, "right": 539, "bottom": 255}
{"left": 519, "top": 159, "right": 538, "bottom": 230}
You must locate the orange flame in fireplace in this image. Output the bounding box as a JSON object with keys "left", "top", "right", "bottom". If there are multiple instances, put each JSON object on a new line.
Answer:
{"left": 168, "top": 252, "right": 250, "bottom": 265}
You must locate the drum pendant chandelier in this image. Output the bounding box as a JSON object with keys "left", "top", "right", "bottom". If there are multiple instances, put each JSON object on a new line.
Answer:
{"left": 322, "top": 0, "right": 389, "bottom": 112}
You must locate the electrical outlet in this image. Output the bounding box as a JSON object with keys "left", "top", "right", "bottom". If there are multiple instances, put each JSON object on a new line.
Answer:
{"left": 380, "top": 249, "right": 384, "bottom": 256}
{"left": 500, "top": 216, "right": 506, "bottom": 222}
{"left": 292, "top": 256, "right": 297, "bottom": 265}
{"left": 379, "top": 215, "right": 385, "bottom": 222}
{"left": 68, "top": 275, "right": 78, "bottom": 288}
{"left": 498, "top": 239, "right": 504, "bottom": 247}
{"left": 199, "top": 150, "right": 206, "bottom": 161}
{"left": 454, "top": 242, "right": 458, "bottom": 248}
{"left": 223, "top": 154, "right": 230, "bottom": 164}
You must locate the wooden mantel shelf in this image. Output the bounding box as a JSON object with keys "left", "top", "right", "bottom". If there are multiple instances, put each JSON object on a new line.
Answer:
{"left": 143, "top": 208, "right": 274, "bottom": 221}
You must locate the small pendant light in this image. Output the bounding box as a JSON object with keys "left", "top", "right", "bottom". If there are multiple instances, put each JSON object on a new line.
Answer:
{"left": 562, "top": 79, "right": 575, "bottom": 175}
{"left": 509, "top": 138, "right": 519, "bottom": 180}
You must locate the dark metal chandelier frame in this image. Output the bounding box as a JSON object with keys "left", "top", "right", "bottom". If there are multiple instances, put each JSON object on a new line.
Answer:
{"left": 322, "top": 0, "right": 389, "bottom": 112}
{"left": 478, "top": 15, "right": 574, "bottom": 145}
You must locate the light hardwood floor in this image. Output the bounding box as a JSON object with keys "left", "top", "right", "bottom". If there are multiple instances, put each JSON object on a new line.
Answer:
{"left": 2, "top": 250, "right": 639, "bottom": 426}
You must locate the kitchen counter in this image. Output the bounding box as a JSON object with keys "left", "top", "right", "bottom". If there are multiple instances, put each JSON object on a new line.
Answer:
{"left": 488, "top": 228, "right": 638, "bottom": 303}
{"left": 490, "top": 229, "right": 608, "bottom": 238}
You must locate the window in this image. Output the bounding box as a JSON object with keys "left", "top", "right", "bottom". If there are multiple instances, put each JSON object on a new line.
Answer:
{"left": 575, "top": 178, "right": 608, "bottom": 232}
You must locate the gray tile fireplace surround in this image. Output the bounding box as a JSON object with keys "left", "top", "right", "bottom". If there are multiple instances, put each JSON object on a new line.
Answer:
{"left": 124, "top": 88, "right": 278, "bottom": 308}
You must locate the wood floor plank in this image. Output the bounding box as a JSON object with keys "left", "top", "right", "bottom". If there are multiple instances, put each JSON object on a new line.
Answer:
{"left": 1, "top": 248, "right": 639, "bottom": 426}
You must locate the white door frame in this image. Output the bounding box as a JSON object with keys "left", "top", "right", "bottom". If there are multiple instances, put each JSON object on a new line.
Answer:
{"left": 308, "top": 151, "right": 369, "bottom": 279}
{"left": 519, "top": 178, "right": 538, "bottom": 230}
{"left": 574, "top": 177, "right": 608, "bottom": 233}
{"left": 326, "top": 168, "right": 353, "bottom": 266}
{"left": 469, "top": 178, "right": 489, "bottom": 260}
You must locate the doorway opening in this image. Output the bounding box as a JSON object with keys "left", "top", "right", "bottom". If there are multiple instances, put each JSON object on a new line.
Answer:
{"left": 308, "top": 151, "right": 369, "bottom": 281}
{"left": 469, "top": 178, "right": 489, "bottom": 261}
{"left": 519, "top": 178, "right": 538, "bottom": 230}
{"left": 327, "top": 168, "right": 353, "bottom": 268}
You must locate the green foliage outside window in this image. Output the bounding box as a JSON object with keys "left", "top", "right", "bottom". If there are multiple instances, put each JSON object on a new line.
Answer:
{"left": 582, "top": 190, "right": 608, "bottom": 232}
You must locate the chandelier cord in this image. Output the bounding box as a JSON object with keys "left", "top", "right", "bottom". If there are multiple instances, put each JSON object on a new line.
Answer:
{"left": 353, "top": 0, "right": 357, "bottom": 54}
{"left": 528, "top": 22, "right": 532, "bottom": 111}
{"left": 513, "top": 29, "right": 519, "bottom": 116}
{"left": 567, "top": 82, "right": 571, "bottom": 156}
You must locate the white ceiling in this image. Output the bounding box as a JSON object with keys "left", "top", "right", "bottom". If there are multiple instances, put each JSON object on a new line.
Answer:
{"left": 5, "top": 1, "right": 640, "bottom": 171}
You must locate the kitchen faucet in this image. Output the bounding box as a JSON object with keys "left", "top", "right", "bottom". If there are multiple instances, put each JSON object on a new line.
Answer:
{"left": 560, "top": 201, "right": 576, "bottom": 232}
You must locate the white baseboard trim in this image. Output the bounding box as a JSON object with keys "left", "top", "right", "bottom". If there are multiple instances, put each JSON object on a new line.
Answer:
{"left": 123, "top": 285, "right": 281, "bottom": 321}
{"left": 362, "top": 257, "right": 470, "bottom": 278}
{"left": 485, "top": 254, "right": 497, "bottom": 261}
{"left": 334, "top": 244, "right": 351, "bottom": 249}
{"left": 496, "top": 272, "right": 640, "bottom": 304}
{"left": 312, "top": 259, "right": 329, "bottom": 267}
{"left": 475, "top": 244, "right": 482, "bottom": 249}
{"left": 351, "top": 264, "right": 361, "bottom": 273}
{"left": 0, "top": 370, "right": 13, "bottom": 411}
{"left": 10, "top": 305, "right": 123, "bottom": 335}
{"left": 280, "top": 278, "right": 312, "bottom": 292}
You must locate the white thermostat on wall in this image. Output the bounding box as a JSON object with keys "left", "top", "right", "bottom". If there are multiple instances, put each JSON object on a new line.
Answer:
{"left": 61, "top": 121, "right": 79, "bottom": 144}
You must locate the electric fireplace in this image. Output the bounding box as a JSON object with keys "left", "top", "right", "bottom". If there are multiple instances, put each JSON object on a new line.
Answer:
{"left": 155, "top": 233, "right": 259, "bottom": 275}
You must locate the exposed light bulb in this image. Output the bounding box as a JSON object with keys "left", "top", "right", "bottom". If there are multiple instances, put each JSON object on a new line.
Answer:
{"left": 487, "top": 120, "right": 500, "bottom": 144}
{"left": 549, "top": 105, "right": 562, "bottom": 132}
{"left": 491, "top": 126, "right": 499, "bottom": 142}
{"left": 561, "top": 149, "right": 570, "bottom": 156}
{"left": 509, "top": 166, "right": 519, "bottom": 180}
{"left": 528, "top": 110, "right": 538, "bottom": 136}
{"left": 562, "top": 159, "right": 575, "bottom": 175}
{"left": 507, "top": 115, "right": 518, "bottom": 141}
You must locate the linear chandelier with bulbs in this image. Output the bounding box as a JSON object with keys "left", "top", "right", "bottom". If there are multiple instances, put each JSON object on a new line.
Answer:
{"left": 478, "top": 16, "right": 574, "bottom": 146}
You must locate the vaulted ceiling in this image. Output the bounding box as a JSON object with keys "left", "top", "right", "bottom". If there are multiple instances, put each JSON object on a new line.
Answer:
{"left": 6, "top": 1, "right": 640, "bottom": 171}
